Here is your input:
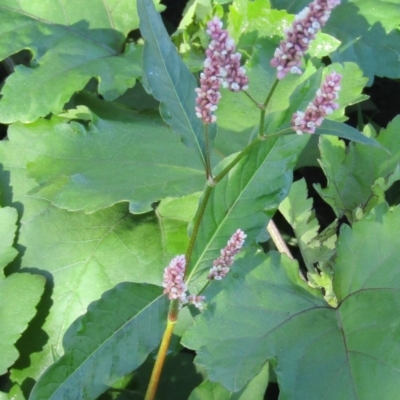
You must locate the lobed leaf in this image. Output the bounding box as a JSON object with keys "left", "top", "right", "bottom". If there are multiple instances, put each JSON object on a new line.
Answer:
{"left": 184, "top": 203, "right": 400, "bottom": 397}
{"left": 30, "top": 283, "right": 168, "bottom": 400}
{"left": 315, "top": 116, "right": 400, "bottom": 220}
{"left": 279, "top": 179, "right": 336, "bottom": 271}
{"left": 23, "top": 109, "right": 204, "bottom": 214}
{"left": 0, "top": 124, "right": 178, "bottom": 385}
{"left": 0, "top": 0, "right": 157, "bottom": 123}
{"left": 0, "top": 206, "right": 45, "bottom": 375}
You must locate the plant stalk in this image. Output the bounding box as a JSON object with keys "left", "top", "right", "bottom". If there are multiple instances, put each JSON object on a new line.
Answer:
{"left": 267, "top": 219, "right": 294, "bottom": 260}
{"left": 144, "top": 300, "right": 179, "bottom": 400}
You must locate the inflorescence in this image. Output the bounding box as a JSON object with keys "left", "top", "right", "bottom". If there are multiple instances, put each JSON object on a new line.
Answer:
{"left": 270, "top": 0, "right": 340, "bottom": 80}
{"left": 195, "top": 17, "right": 249, "bottom": 124}
{"left": 207, "top": 229, "right": 247, "bottom": 280}
{"left": 291, "top": 71, "right": 342, "bottom": 134}
{"left": 162, "top": 229, "right": 247, "bottom": 309}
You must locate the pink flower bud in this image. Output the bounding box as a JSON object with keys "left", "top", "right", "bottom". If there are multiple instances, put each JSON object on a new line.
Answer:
{"left": 291, "top": 71, "right": 341, "bottom": 134}
{"left": 271, "top": 0, "right": 340, "bottom": 80}
{"left": 208, "top": 229, "right": 247, "bottom": 280}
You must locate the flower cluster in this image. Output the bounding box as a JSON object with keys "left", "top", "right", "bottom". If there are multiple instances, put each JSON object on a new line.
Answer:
{"left": 270, "top": 0, "right": 340, "bottom": 80}
{"left": 208, "top": 229, "right": 247, "bottom": 280}
{"left": 291, "top": 71, "right": 342, "bottom": 134}
{"left": 162, "top": 255, "right": 187, "bottom": 301}
{"left": 195, "top": 17, "right": 249, "bottom": 124}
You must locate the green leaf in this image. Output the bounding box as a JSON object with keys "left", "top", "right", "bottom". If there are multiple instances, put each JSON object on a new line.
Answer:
{"left": 186, "top": 134, "right": 309, "bottom": 285}
{"left": 0, "top": 205, "right": 45, "bottom": 375}
{"left": 0, "top": 273, "right": 45, "bottom": 376}
{"left": 326, "top": 0, "right": 400, "bottom": 84}
{"left": 0, "top": 0, "right": 154, "bottom": 123}
{"left": 0, "top": 207, "right": 18, "bottom": 273}
{"left": 315, "top": 117, "right": 400, "bottom": 220}
{"left": 30, "top": 283, "right": 168, "bottom": 400}
{"left": 279, "top": 179, "right": 336, "bottom": 271}
{"left": 138, "top": 0, "right": 215, "bottom": 167}
{"left": 183, "top": 203, "right": 400, "bottom": 397}
{"left": 189, "top": 362, "right": 269, "bottom": 400}
{"left": 23, "top": 110, "right": 204, "bottom": 214}
{"left": 0, "top": 130, "right": 177, "bottom": 385}
{"left": 317, "top": 119, "right": 385, "bottom": 149}
{"left": 156, "top": 194, "right": 201, "bottom": 257}
{"left": 228, "top": 0, "right": 291, "bottom": 43}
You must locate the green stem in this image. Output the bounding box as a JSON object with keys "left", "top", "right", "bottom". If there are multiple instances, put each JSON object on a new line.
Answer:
{"left": 243, "top": 90, "right": 263, "bottom": 109}
{"left": 204, "top": 124, "right": 213, "bottom": 180}
{"left": 259, "top": 78, "right": 279, "bottom": 137}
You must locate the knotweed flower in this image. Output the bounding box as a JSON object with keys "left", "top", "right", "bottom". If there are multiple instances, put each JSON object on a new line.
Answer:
{"left": 195, "top": 17, "right": 249, "bottom": 124}
{"left": 162, "top": 255, "right": 188, "bottom": 301}
{"left": 291, "top": 71, "right": 342, "bottom": 134}
{"left": 208, "top": 229, "right": 247, "bottom": 280}
{"left": 271, "top": 0, "right": 340, "bottom": 79}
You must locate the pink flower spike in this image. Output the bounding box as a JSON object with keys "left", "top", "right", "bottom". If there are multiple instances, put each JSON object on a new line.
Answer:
{"left": 162, "top": 255, "right": 188, "bottom": 301}
{"left": 208, "top": 229, "right": 247, "bottom": 280}
{"left": 291, "top": 71, "right": 342, "bottom": 135}
{"left": 195, "top": 17, "right": 249, "bottom": 124}
{"left": 271, "top": 0, "right": 340, "bottom": 80}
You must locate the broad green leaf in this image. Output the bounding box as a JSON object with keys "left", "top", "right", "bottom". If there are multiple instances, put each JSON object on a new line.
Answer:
{"left": 138, "top": 0, "right": 215, "bottom": 167}
{"left": 186, "top": 134, "right": 309, "bottom": 285}
{"left": 189, "top": 362, "right": 269, "bottom": 400}
{"left": 326, "top": 0, "right": 400, "bottom": 84}
{"left": 333, "top": 202, "right": 400, "bottom": 300}
{"left": 0, "top": 206, "right": 45, "bottom": 375}
{"left": 0, "top": 0, "right": 158, "bottom": 123}
{"left": 0, "top": 128, "right": 176, "bottom": 386}
{"left": 30, "top": 283, "right": 168, "bottom": 400}
{"left": 23, "top": 110, "right": 204, "bottom": 214}
{"left": 315, "top": 116, "right": 400, "bottom": 220}
{"left": 184, "top": 203, "right": 400, "bottom": 397}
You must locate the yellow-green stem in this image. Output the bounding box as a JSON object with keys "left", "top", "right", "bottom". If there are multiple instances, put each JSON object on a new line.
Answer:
{"left": 144, "top": 300, "right": 179, "bottom": 400}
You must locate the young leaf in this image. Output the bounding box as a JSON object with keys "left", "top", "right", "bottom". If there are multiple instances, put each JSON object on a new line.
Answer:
{"left": 315, "top": 117, "right": 400, "bottom": 220}
{"left": 138, "top": 0, "right": 216, "bottom": 167}
{"left": 184, "top": 202, "right": 400, "bottom": 397}
{"left": 22, "top": 111, "right": 204, "bottom": 214}
{"left": 0, "top": 0, "right": 152, "bottom": 123}
{"left": 0, "top": 206, "right": 45, "bottom": 375}
{"left": 30, "top": 283, "right": 168, "bottom": 400}
{"left": 186, "top": 134, "right": 309, "bottom": 285}
{"left": 279, "top": 178, "right": 336, "bottom": 271}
